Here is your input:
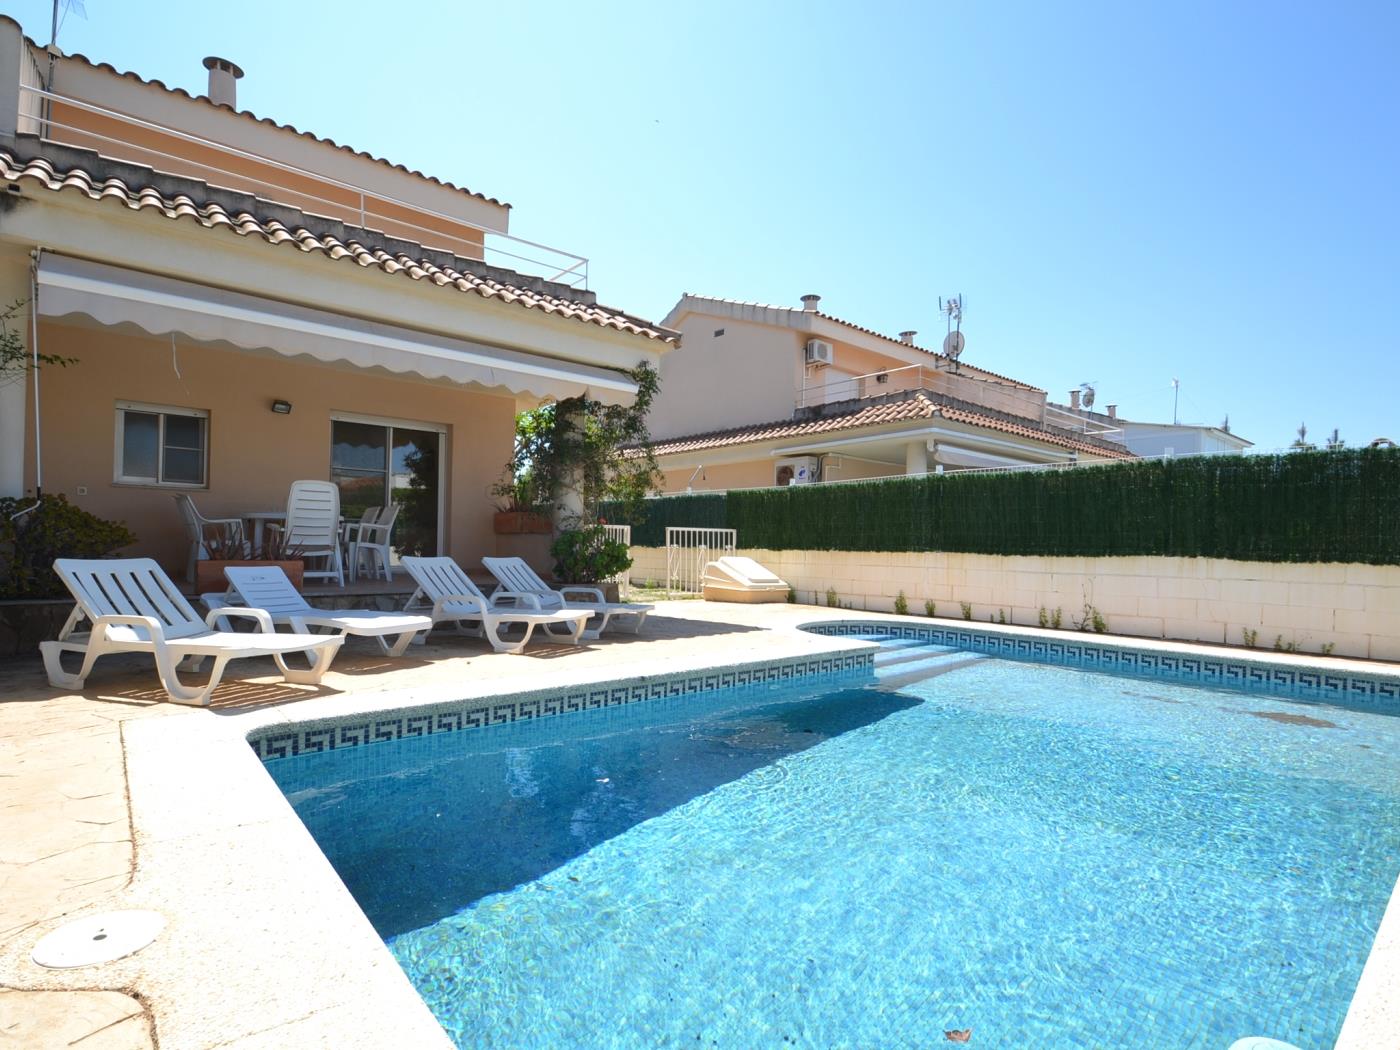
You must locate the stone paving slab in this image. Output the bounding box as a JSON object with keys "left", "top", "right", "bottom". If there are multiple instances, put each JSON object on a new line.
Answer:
{"left": 0, "top": 989, "right": 152, "bottom": 1049}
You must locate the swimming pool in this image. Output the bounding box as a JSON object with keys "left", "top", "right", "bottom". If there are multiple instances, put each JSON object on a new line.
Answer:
{"left": 265, "top": 635, "right": 1400, "bottom": 1048}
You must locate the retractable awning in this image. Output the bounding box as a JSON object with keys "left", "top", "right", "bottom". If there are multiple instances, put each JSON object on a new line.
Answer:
{"left": 35, "top": 254, "right": 638, "bottom": 405}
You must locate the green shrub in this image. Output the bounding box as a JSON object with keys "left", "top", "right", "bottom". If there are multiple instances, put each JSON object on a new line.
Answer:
{"left": 893, "top": 590, "right": 908, "bottom": 615}
{"left": 960, "top": 601, "right": 973, "bottom": 620}
{"left": 550, "top": 525, "right": 631, "bottom": 584}
{"left": 924, "top": 599, "right": 936, "bottom": 617}
{"left": 0, "top": 494, "right": 135, "bottom": 599}
{"left": 825, "top": 586, "right": 839, "bottom": 608}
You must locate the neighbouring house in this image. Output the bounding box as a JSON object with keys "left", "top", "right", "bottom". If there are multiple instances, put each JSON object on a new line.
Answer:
{"left": 1051, "top": 391, "right": 1254, "bottom": 458}
{"left": 645, "top": 294, "right": 1133, "bottom": 491}
{"left": 0, "top": 17, "right": 676, "bottom": 579}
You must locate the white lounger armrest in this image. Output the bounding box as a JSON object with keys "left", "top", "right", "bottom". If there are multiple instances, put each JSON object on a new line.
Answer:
{"left": 488, "top": 591, "right": 544, "bottom": 610}
{"left": 202, "top": 606, "right": 275, "bottom": 633}
{"left": 430, "top": 592, "right": 489, "bottom": 619}
{"left": 558, "top": 585, "right": 607, "bottom": 603}
{"left": 87, "top": 613, "right": 167, "bottom": 643}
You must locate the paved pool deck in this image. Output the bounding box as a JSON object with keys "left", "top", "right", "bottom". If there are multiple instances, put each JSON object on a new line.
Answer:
{"left": 0, "top": 601, "right": 1395, "bottom": 1049}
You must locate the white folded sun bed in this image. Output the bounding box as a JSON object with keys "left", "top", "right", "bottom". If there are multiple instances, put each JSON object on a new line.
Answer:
{"left": 41, "top": 558, "right": 343, "bottom": 706}
{"left": 701, "top": 556, "right": 790, "bottom": 603}
{"left": 482, "top": 556, "right": 652, "bottom": 640}
{"left": 400, "top": 557, "right": 590, "bottom": 654}
{"left": 204, "top": 566, "right": 432, "bottom": 657}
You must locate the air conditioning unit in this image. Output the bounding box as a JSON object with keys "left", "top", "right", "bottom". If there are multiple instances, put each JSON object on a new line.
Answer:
{"left": 776, "top": 456, "right": 821, "bottom": 486}
{"left": 804, "top": 339, "right": 834, "bottom": 367}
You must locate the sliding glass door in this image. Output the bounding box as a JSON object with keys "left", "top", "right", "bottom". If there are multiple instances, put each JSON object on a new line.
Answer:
{"left": 330, "top": 417, "right": 443, "bottom": 558}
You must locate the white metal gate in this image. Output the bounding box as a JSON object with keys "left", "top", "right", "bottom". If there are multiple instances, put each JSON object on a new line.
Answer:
{"left": 665, "top": 527, "right": 737, "bottom": 594}
{"left": 602, "top": 524, "right": 631, "bottom": 598}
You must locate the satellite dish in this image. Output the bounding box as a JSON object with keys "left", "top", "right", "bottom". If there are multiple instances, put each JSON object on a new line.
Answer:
{"left": 1082, "top": 385, "right": 1096, "bottom": 409}
{"left": 942, "top": 331, "right": 965, "bottom": 359}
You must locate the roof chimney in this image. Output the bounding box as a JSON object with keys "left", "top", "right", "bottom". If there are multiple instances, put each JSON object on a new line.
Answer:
{"left": 202, "top": 56, "right": 244, "bottom": 109}
{"left": 1069, "top": 389, "right": 1081, "bottom": 411}
{"left": 800, "top": 294, "right": 821, "bottom": 313}
{"left": 899, "top": 330, "right": 917, "bottom": 345}
{"left": 1106, "top": 404, "right": 1117, "bottom": 419}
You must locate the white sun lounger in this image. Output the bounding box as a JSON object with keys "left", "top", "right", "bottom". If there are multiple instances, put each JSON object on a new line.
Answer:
{"left": 41, "top": 558, "right": 343, "bottom": 706}
{"left": 482, "top": 556, "right": 652, "bottom": 640}
{"left": 204, "top": 566, "right": 432, "bottom": 657}
{"left": 701, "top": 556, "right": 790, "bottom": 603}
{"left": 400, "top": 556, "right": 590, "bottom": 654}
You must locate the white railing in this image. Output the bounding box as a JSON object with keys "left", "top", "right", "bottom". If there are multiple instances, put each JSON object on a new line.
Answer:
{"left": 797, "top": 363, "right": 1124, "bottom": 441}
{"left": 665, "top": 526, "right": 736, "bottom": 594}
{"left": 1041, "top": 403, "right": 1124, "bottom": 439}
{"left": 18, "top": 85, "right": 589, "bottom": 288}
{"left": 603, "top": 524, "right": 631, "bottom": 598}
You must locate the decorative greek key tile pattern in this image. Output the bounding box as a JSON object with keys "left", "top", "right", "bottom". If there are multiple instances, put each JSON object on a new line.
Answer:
{"left": 250, "top": 651, "right": 874, "bottom": 761}
{"left": 807, "top": 621, "right": 1400, "bottom": 712}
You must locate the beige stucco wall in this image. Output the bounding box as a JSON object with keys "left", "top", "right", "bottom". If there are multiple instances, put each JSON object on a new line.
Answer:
{"left": 625, "top": 546, "right": 1400, "bottom": 661}
{"left": 44, "top": 50, "right": 510, "bottom": 237}
{"left": 649, "top": 315, "right": 798, "bottom": 440}
{"left": 27, "top": 321, "right": 515, "bottom": 576}
{"left": 657, "top": 451, "right": 910, "bottom": 493}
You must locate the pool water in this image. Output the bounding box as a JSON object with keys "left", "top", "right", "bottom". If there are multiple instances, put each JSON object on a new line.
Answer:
{"left": 268, "top": 639, "right": 1400, "bottom": 1049}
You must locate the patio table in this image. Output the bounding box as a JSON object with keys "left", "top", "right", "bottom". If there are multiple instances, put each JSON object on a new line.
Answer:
{"left": 243, "top": 511, "right": 285, "bottom": 549}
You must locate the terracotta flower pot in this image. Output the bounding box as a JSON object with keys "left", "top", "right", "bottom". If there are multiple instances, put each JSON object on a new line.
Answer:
{"left": 195, "top": 559, "right": 305, "bottom": 595}
{"left": 493, "top": 511, "right": 553, "bottom": 535}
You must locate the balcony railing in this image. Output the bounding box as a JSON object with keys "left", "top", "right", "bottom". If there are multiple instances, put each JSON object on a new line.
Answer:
{"left": 18, "top": 84, "right": 590, "bottom": 289}
{"left": 798, "top": 363, "right": 1123, "bottom": 440}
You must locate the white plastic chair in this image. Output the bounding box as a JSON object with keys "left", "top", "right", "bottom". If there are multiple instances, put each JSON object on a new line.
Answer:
{"left": 346, "top": 502, "right": 399, "bottom": 582}
{"left": 400, "top": 556, "right": 589, "bottom": 654}
{"left": 41, "top": 558, "right": 343, "bottom": 706}
{"left": 173, "top": 494, "right": 244, "bottom": 583}
{"left": 206, "top": 566, "right": 431, "bottom": 657}
{"left": 481, "top": 556, "right": 652, "bottom": 640}
{"left": 276, "top": 480, "right": 343, "bottom": 586}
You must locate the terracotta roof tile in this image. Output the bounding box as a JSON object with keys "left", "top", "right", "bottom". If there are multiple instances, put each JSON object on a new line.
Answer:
{"left": 649, "top": 392, "right": 1135, "bottom": 460}
{"left": 0, "top": 151, "right": 678, "bottom": 347}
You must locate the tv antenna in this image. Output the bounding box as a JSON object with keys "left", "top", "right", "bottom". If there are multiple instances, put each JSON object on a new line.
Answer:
{"left": 939, "top": 294, "right": 965, "bottom": 370}
{"left": 49, "top": 0, "right": 86, "bottom": 48}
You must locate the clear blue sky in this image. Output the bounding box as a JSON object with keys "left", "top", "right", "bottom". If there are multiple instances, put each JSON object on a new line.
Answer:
{"left": 10, "top": 0, "right": 1397, "bottom": 448}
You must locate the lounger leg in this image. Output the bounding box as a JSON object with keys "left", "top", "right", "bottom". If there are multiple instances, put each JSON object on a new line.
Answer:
{"left": 153, "top": 649, "right": 230, "bottom": 706}
{"left": 483, "top": 618, "right": 530, "bottom": 654}
{"left": 272, "top": 639, "right": 343, "bottom": 685}
{"left": 626, "top": 611, "right": 649, "bottom": 634}
{"left": 377, "top": 631, "right": 421, "bottom": 657}
{"left": 40, "top": 641, "right": 89, "bottom": 690}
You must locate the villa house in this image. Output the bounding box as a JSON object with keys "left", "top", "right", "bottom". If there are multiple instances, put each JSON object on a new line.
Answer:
{"left": 1049, "top": 392, "right": 1254, "bottom": 458}
{"left": 0, "top": 17, "right": 675, "bottom": 576}
{"left": 646, "top": 294, "right": 1133, "bottom": 491}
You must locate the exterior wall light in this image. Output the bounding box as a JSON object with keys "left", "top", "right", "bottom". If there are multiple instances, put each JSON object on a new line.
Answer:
{"left": 271, "top": 400, "right": 292, "bottom": 415}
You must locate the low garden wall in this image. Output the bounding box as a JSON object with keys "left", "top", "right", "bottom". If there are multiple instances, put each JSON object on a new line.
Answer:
{"left": 613, "top": 449, "right": 1400, "bottom": 661}
{"left": 626, "top": 548, "right": 1400, "bottom": 661}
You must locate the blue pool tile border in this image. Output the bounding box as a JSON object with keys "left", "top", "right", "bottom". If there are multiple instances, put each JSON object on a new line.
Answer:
{"left": 249, "top": 650, "right": 873, "bottom": 761}
{"left": 807, "top": 620, "right": 1400, "bottom": 712}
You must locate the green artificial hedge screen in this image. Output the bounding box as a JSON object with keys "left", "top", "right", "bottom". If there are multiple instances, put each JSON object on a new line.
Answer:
{"left": 605, "top": 449, "right": 1400, "bottom": 564}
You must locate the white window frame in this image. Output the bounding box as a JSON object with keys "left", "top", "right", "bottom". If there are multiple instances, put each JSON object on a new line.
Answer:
{"left": 113, "top": 400, "right": 210, "bottom": 488}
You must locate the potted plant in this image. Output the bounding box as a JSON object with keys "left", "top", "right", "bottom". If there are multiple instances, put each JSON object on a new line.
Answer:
{"left": 195, "top": 531, "right": 306, "bottom": 594}
{"left": 490, "top": 474, "right": 552, "bottom": 535}
{"left": 550, "top": 524, "right": 631, "bottom": 604}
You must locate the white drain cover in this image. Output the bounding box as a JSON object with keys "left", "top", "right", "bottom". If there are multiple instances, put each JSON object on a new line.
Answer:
{"left": 1228, "top": 1040, "right": 1303, "bottom": 1050}
{"left": 31, "top": 911, "right": 165, "bottom": 969}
